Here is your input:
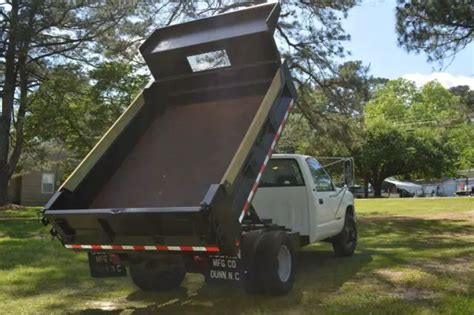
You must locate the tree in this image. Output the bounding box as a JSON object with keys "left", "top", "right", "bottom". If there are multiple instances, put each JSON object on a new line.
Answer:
{"left": 447, "top": 85, "right": 474, "bottom": 169}
{"left": 103, "top": 0, "right": 356, "bottom": 80}
{"left": 403, "top": 81, "right": 472, "bottom": 170}
{"left": 26, "top": 62, "right": 147, "bottom": 176}
{"left": 449, "top": 85, "right": 474, "bottom": 123}
{"left": 0, "top": 0, "right": 358, "bottom": 205}
{"left": 359, "top": 79, "right": 464, "bottom": 196}
{"left": 279, "top": 61, "right": 386, "bottom": 195}
{"left": 279, "top": 61, "right": 385, "bottom": 155}
{"left": 0, "top": 0, "right": 136, "bottom": 204}
{"left": 354, "top": 123, "right": 455, "bottom": 197}
{"left": 396, "top": 0, "right": 474, "bottom": 63}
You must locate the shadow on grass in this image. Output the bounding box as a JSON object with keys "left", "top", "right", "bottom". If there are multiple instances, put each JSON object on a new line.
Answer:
{"left": 359, "top": 216, "right": 474, "bottom": 264}
{"left": 76, "top": 216, "right": 473, "bottom": 314}
{"left": 77, "top": 249, "right": 372, "bottom": 315}
{"left": 1, "top": 215, "right": 473, "bottom": 314}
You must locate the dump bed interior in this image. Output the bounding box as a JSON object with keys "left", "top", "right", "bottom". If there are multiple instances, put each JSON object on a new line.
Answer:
{"left": 91, "top": 94, "right": 263, "bottom": 208}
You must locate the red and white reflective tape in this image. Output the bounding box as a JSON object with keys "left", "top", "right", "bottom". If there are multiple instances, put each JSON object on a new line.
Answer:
{"left": 64, "top": 244, "right": 220, "bottom": 252}
{"left": 239, "top": 100, "right": 295, "bottom": 223}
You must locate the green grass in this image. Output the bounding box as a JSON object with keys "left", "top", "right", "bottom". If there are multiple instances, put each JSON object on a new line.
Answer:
{"left": 355, "top": 197, "right": 474, "bottom": 217}
{"left": 0, "top": 206, "right": 41, "bottom": 219}
{"left": 0, "top": 198, "right": 473, "bottom": 314}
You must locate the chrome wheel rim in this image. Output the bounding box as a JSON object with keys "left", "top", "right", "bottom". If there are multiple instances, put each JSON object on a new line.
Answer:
{"left": 277, "top": 245, "right": 292, "bottom": 283}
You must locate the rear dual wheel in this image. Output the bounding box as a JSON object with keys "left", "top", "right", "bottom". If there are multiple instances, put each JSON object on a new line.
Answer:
{"left": 242, "top": 231, "right": 295, "bottom": 295}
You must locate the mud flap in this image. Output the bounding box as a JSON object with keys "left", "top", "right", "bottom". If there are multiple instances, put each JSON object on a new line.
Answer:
{"left": 88, "top": 252, "right": 127, "bottom": 278}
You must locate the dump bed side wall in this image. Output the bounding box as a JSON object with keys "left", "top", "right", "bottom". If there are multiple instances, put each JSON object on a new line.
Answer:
{"left": 205, "top": 62, "right": 296, "bottom": 252}
{"left": 220, "top": 67, "right": 283, "bottom": 187}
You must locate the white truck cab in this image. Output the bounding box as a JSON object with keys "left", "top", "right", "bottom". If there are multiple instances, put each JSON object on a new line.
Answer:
{"left": 253, "top": 154, "right": 356, "bottom": 248}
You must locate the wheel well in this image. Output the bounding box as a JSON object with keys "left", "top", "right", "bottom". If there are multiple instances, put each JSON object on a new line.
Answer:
{"left": 346, "top": 205, "right": 354, "bottom": 218}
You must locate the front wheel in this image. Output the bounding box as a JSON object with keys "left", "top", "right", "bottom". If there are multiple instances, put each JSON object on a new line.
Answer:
{"left": 332, "top": 213, "right": 357, "bottom": 257}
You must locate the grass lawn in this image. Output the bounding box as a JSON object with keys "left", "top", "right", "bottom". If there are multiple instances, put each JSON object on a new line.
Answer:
{"left": 0, "top": 198, "right": 473, "bottom": 314}
{"left": 0, "top": 207, "right": 40, "bottom": 219}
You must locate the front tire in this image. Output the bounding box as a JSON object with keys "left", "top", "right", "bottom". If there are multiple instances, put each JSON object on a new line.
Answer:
{"left": 129, "top": 255, "right": 186, "bottom": 291}
{"left": 332, "top": 213, "right": 357, "bottom": 257}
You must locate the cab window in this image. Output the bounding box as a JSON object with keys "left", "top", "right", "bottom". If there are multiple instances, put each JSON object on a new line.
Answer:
{"left": 306, "top": 158, "right": 334, "bottom": 191}
{"left": 260, "top": 159, "right": 305, "bottom": 187}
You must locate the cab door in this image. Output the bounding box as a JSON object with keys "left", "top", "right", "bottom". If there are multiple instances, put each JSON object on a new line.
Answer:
{"left": 305, "top": 158, "right": 338, "bottom": 231}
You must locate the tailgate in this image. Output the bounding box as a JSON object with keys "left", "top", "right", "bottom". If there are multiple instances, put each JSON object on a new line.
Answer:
{"left": 45, "top": 207, "right": 219, "bottom": 252}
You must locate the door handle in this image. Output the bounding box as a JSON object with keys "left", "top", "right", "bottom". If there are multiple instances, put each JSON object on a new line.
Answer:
{"left": 319, "top": 198, "right": 324, "bottom": 205}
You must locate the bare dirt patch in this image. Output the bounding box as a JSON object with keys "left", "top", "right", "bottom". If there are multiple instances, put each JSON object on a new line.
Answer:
{"left": 416, "top": 257, "right": 474, "bottom": 277}
{"left": 394, "top": 288, "right": 442, "bottom": 301}
{"left": 374, "top": 268, "right": 437, "bottom": 286}
{"left": 426, "top": 210, "right": 474, "bottom": 222}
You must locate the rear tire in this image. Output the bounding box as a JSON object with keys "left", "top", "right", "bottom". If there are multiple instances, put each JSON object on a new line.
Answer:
{"left": 332, "top": 213, "right": 357, "bottom": 257}
{"left": 241, "top": 231, "right": 265, "bottom": 294}
{"left": 129, "top": 255, "right": 186, "bottom": 291}
{"left": 259, "top": 231, "right": 295, "bottom": 295}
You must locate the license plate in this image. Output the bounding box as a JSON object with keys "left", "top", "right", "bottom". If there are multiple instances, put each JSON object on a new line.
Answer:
{"left": 88, "top": 252, "right": 127, "bottom": 278}
{"left": 207, "top": 255, "right": 240, "bottom": 282}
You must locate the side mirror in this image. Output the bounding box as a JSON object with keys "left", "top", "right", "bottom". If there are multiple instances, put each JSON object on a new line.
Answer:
{"left": 344, "top": 159, "right": 354, "bottom": 187}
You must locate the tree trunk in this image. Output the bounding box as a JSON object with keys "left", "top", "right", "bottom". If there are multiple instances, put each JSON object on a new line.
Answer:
{"left": 0, "top": 0, "right": 37, "bottom": 206}
{"left": 373, "top": 181, "right": 383, "bottom": 198}
{"left": 0, "top": 170, "right": 9, "bottom": 205}
{"left": 0, "top": 0, "right": 19, "bottom": 206}
{"left": 363, "top": 176, "right": 369, "bottom": 198}
{"left": 8, "top": 55, "right": 29, "bottom": 180}
{"left": 0, "top": 115, "right": 12, "bottom": 205}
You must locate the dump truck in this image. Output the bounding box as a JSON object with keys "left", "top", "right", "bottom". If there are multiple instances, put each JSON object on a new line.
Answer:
{"left": 42, "top": 2, "right": 357, "bottom": 296}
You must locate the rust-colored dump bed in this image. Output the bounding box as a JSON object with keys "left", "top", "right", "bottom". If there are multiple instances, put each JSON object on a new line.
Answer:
{"left": 91, "top": 95, "right": 262, "bottom": 208}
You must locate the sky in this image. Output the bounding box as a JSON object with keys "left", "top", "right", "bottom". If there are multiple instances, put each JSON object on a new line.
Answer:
{"left": 341, "top": 0, "right": 474, "bottom": 89}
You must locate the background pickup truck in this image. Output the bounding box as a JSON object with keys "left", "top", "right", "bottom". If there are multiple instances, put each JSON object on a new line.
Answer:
{"left": 42, "top": 2, "right": 357, "bottom": 296}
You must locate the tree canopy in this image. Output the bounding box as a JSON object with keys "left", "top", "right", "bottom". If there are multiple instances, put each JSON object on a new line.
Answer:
{"left": 396, "top": 0, "right": 474, "bottom": 63}
{"left": 0, "top": 0, "right": 360, "bottom": 204}
{"left": 359, "top": 79, "right": 471, "bottom": 194}
{"left": 353, "top": 124, "right": 455, "bottom": 197}
{"left": 0, "top": 0, "right": 137, "bottom": 203}
{"left": 279, "top": 61, "right": 386, "bottom": 156}
{"left": 1, "top": 0, "right": 472, "bottom": 203}
{"left": 281, "top": 78, "right": 472, "bottom": 197}
{"left": 26, "top": 62, "right": 147, "bottom": 167}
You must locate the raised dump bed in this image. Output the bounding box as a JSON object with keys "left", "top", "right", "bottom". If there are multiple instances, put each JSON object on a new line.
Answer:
{"left": 43, "top": 1, "right": 296, "bottom": 255}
